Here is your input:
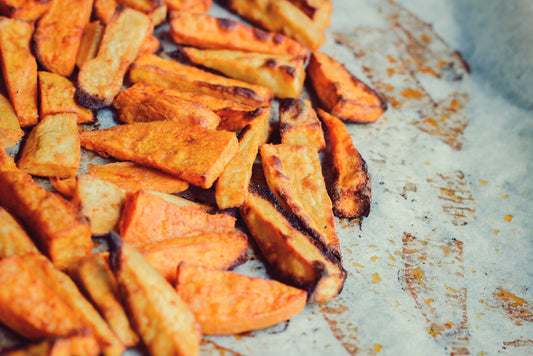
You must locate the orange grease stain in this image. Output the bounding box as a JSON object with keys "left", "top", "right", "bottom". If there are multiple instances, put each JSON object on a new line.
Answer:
{"left": 401, "top": 88, "right": 424, "bottom": 99}
{"left": 504, "top": 215, "right": 513, "bottom": 222}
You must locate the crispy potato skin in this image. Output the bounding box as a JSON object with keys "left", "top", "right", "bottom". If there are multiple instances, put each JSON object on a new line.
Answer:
{"left": 290, "top": 0, "right": 332, "bottom": 30}
{"left": 80, "top": 121, "right": 239, "bottom": 189}
{"left": 0, "top": 17, "right": 38, "bottom": 127}
{"left": 0, "top": 0, "right": 50, "bottom": 21}
{"left": 0, "top": 169, "right": 92, "bottom": 270}
{"left": 279, "top": 98, "right": 325, "bottom": 150}
{"left": 32, "top": 0, "right": 93, "bottom": 77}
{"left": 38, "top": 71, "right": 94, "bottom": 124}
{"left": 0, "top": 92, "right": 24, "bottom": 148}
{"left": 308, "top": 51, "right": 387, "bottom": 123}
{"left": 169, "top": 11, "right": 308, "bottom": 56}
{"left": 93, "top": 0, "right": 119, "bottom": 24}
{"left": 129, "top": 54, "right": 274, "bottom": 107}
{"left": 176, "top": 263, "right": 307, "bottom": 335}
{"left": 140, "top": 231, "right": 249, "bottom": 283}
{"left": 0, "top": 207, "right": 39, "bottom": 258}
{"left": 17, "top": 113, "right": 80, "bottom": 178}
{"left": 77, "top": 8, "right": 152, "bottom": 109}
{"left": 117, "top": 0, "right": 166, "bottom": 26}
{"left": 317, "top": 108, "right": 372, "bottom": 218}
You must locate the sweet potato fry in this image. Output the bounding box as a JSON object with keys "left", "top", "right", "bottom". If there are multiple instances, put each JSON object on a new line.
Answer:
{"left": 261, "top": 143, "right": 340, "bottom": 260}
{"left": 113, "top": 83, "right": 221, "bottom": 129}
{"left": 139, "top": 231, "right": 248, "bottom": 282}
{"left": 93, "top": 0, "right": 119, "bottom": 24}
{"left": 307, "top": 51, "right": 387, "bottom": 123}
{"left": 71, "top": 175, "right": 126, "bottom": 235}
{"left": 117, "top": 0, "right": 166, "bottom": 25}
{"left": 290, "top": 0, "right": 332, "bottom": 30}
{"left": 119, "top": 190, "right": 236, "bottom": 245}
{"left": 80, "top": 121, "right": 238, "bottom": 188}
{"left": 0, "top": 142, "right": 17, "bottom": 170}
{"left": 169, "top": 11, "right": 308, "bottom": 56}
{"left": 0, "top": 17, "right": 38, "bottom": 127}
{"left": 146, "top": 190, "right": 215, "bottom": 213}
{"left": 279, "top": 98, "right": 325, "bottom": 150}
{"left": 0, "top": 207, "right": 39, "bottom": 258}
{"left": 317, "top": 108, "right": 371, "bottom": 218}
{"left": 17, "top": 113, "right": 80, "bottom": 178}
{"left": 129, "top": 54, "right": 274, "bottom": 107}
{"left": 224, "top": 0, "right": 325, "bottom": 51}
{"left": 240, "top": 186, "right": 346, "bottom": 302}
{"left": 165, "top": 0, "right": 210, "bottom": 12}
{"left": 215, "top": 108, "right": 270, "bottom": 209}
{"left": 176, "top": 263, "right": 306, "bottom": 335}
{"left": 108, "top": 232, "right": 202, "bottom": 356}
{"left": 0, "top": 166, "right": 92, "bottom": 270}
{"left": 0, "top": 0, "right": 50, "bottom": 21}
{"left": 69, "top": 253, "right": 140, "bottom": 348}
{"left": 32, "top": 0, "right": 93, "bottom": 77}
{"left": 176, "top": 46, "right": 306, "bottom": 98}
{"left": 2, "top": 333, "right": 99, "bottom": 356}
{"left": 76, "top": 8, "right": 152, "bottom": 109}
{"left": 137, "top": 34, "right": 161, "bottom": 57}
{"left": 38, "top": 71, "right": 94, "bottom": 124}
{"left": 0, "top": 92, "right": 24, "bottom": 148}
{"left": 76, "top": 21, "right": 105, "bottom": 68}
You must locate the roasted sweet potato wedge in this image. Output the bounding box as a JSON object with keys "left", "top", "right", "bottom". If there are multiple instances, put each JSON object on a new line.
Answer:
{"left": 32, "top": 0, "right": 93, "bottom": 77}
{"left": 114, "top": 83, "right": 221, "bottom": 129}
{"left": 129, "top": 54, "right": 274, "bottom": 107}
{"left": 117, "top": 0, "right": 166, "bottom": 25}
{"left": 307, "top": 51, "right": 387, "bottom": 123}
{"left": 215, "top": 108, "right": 270, "bottom": 209}
{"left": 145, "top": 190, "right": 215, "bottom": 213}
{"left": 137, "top": 34, "right": 161, "bottom": 57}
{"left": 176, "top": 263, "right": 307, "bottom": 335}
{"left": 80, "top": 121, "right": 238, "bottom": 189}
{"left": 317, "top": 108, "right": 371, "bottom": 218}
{"left": 165, "top": 0, "right": 210, "bottom": 12}
{"left": 69, "top": 253, "right": 140, "bottom": 348}
{"left": 139, "top": 231, "right": 248, "bottom": 282}
{"left": 0, "top": 92, "right": 24, "bottom": 148}
{"left": 2, "top": 333, "right": 99, "bottom": 356}
{"left": 77, "top": 8, "right": 152, "bottom": 109}
{"left": 0, "top": 17, "right": 38, "bottom": 127}
{"left": 240, "top": 186, "right": 346, "bottom": 302}
{"left": 76, "top": 21, "right": 105, "bottom": 68}
{"left": 169, "top": 11, "right": 308, "bottom": 56}
{"left": 224, "top": 0, "right": 325, "bottom": 51}
{"left": 261, "top": 143, "right": 340, "bottom": 260}
{"left": 17, "top": 113, "right": 80, "bottom": 178}
{"left": 119, "top": 190, "right": 236, "bottom": 245}
{"left": 0, "top": 142, "right": 17, "bottom": 170}
{"left": 279, "top": 98, "right": 325, "bottom": 150}
{"left": 38, "top": 71, "right": 94, "bottom": 124}
{"left": 0, "top": 0, "right": 50, "bottom": 21}
{"left": 93, "top": 0, "right": 119, "bottom": 24}
{"left": 290, "top": 0, "right": 332, "bottom": 30}
{"left": 108, "top": 232, "right": 202, "bottom": 356}
{"left": 71, "top": 175, "right": 126, "bottom": 235}
{"left": 176, "top": 46, "right": 306, "bottom": 98}
{"left": 0, "top": 207, "right": 39, "bottom": 258}
{"left": 0, "top": 168, "right": 92, "bottom": 269}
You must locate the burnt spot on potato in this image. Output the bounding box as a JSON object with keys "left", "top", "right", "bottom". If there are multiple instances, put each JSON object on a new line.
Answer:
{"left": 216, "top": 17, "right": 238, "bottom": 31}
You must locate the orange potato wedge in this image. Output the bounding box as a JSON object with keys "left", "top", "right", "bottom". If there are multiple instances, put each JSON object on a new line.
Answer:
{"left": 108, "top": 233, "right": 201, "bottom": 356}
{"left": 146, "top": 190, "right": 215, "bottom": 213}
{"left": 317, "top": 108, "right": 372, "bottom": 218}
{"left": 165, "top": 0, "right": 210, "bottom": 12}
{"left": 169, "top": 11, "right": 308, "bottom": 56}
{"left": 119, "top": 190, "right": 236, "bottom": 245}
{"left": 80, "top": 121, "right": 238, "bottom": 189}
{"left": 139, "top": 231, "right": 248, "bottom": 283}
{"left": 117, "top": 0, "right": 166, "bottom": 25}
{"left": 1, "top": 333, "right": 99, "bottom": 356}
{"left": 93, "top": 0, "right": 119, "bottom": 24}
{"left": 38, "top": 71, "right": 94, "bottom": 124}
{"left": 215, "top": 108, "right": 270, "bottom": 209}
{"left": 69, "top": 253, "right": 140, "bottom": 348}
{"left": 0, "top": 17, "right": 38, "bottom": 127}
{"left": 17, "top": 113, "right": 80, "bottom": 178}
{"left": 0, "top": 0, "right": 50, "bottom": 21}
{"left": 279, "top": 98, "right": 325, "bottom": 150}
{"left": 129, "top": 54, "right": 274, "bottom": 107}
{"left": 137, "top": 34, "right": 161, "bottom": 58}
{"left": 113, "top": 83, "right": 221, "bottom": 129}
{"left": 0, "top": 92, "right": 24, "bottom": 148}
{"left": 77, "top": 8, "right": 152, "bottom": 109}
{"left": 176, "top": 46, "right": 306, "bottom": 98}
{"left": 76, "top": 20, "right": 105, "bottom": 68}
{"left": 307, "top": 51, "right": 387, "bottom": 123}
{"left": 71, "top": 175, "right": 126, "bottom": 235}
{"left": 0, "top": 206, "right": 39, "bottom": 258}
{"left": 0, "top": 142, "right": 17, "bottom": 170}
{"left": 290, "top": 0, "right": 332, "bottom": 30}
{"left": 32, "top": 0, "right": 93, "bottom": 77}
{"left": 176, "top": 263, "right": 307, "bottom": 335}
{"left": 240, "top": 186, "right": 346, "bottom": 302}
{"left": 261, "top": 143, "right": 340, "bottom": 260}
{"left": 0, "top": 157, "right": 92, "bottom": 270}
{"left": 225, "top": 0, "right": 325, "bottom": 51}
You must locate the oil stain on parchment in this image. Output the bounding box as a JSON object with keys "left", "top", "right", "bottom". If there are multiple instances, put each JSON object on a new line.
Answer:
{"left": 401, "top": 232, "right": 470, "bottom": 355}
{"left": 490, "top": 288, "right": 533, "bottom": 326}
{"left": 333, "top": 0, "right": 470, "bottom": 150}
{"left": 201, "top": 340, "right": 244, "bottom": 356}
{"left": 500, "top": 339, "right": 533, "bottom": 354}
